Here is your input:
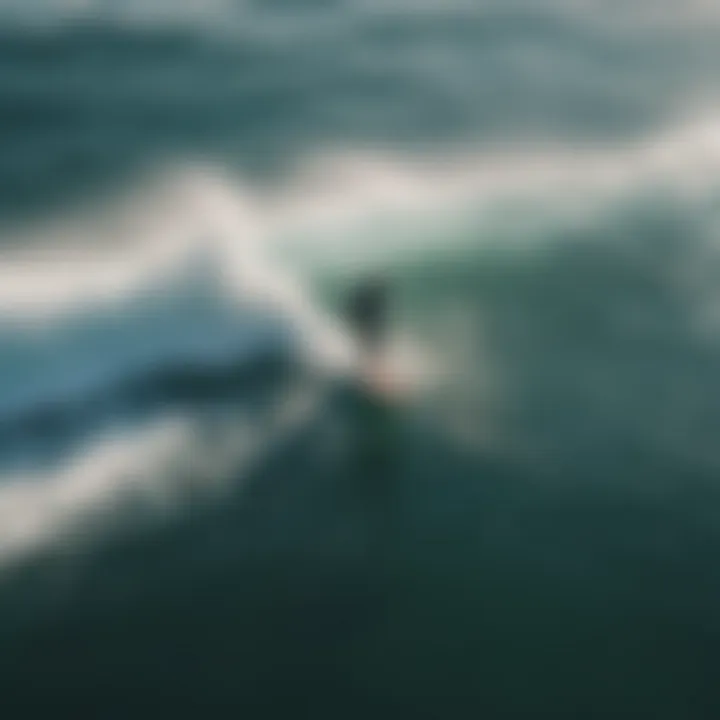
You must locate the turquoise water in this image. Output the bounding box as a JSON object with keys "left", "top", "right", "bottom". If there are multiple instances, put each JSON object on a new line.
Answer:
{"left": 2, "top": 1, "right": 720, "bottom": 716}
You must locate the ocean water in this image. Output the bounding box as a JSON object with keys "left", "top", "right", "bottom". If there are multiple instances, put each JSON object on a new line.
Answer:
{"left": 3, "top": 1, "right": 720, "bottom": 716}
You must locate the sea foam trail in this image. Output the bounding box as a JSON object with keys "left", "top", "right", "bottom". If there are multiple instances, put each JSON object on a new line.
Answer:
{"left": 0, "top": 380, "right": 321, "bottom": 571}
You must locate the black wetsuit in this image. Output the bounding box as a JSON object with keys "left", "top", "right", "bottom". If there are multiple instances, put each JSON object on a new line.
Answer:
{"left": 346, "top": 279, "right": 389, "bottom": 352}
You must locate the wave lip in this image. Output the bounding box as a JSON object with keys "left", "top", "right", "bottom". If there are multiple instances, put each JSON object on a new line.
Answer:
{"left": 5, "top": 112, "right": 720, "bottom": 316}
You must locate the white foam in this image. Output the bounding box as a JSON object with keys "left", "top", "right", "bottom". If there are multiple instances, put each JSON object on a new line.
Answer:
{"left": 0, "top": 163, "right": 357, "bottom": 374}
{"left": 0, "top": 418, "right": 199, "bottom": 567}
{"left": 0, "top": 382, "right": 321, "bottom": 570}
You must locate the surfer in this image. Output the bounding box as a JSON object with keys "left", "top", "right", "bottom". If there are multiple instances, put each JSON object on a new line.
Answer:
{"left": 345, "top": 276, "right": 398, "bottom": 541}
{"left": 345, "top": 274, "right": 413, "bottom": 404}
{"left": 344, "top": 274, "right": 401, "bottom": 448}
{"left": 345, "top": 275, "right": 390, "bottom": 373}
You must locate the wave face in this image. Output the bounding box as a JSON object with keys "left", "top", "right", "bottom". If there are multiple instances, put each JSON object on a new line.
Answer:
{"left": 4, "top": 3, "right": 720, "bottom": 717}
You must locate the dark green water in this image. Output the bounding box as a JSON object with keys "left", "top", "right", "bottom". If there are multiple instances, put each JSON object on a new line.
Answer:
{"left": 3, "top": 2, "right": 720, "bottom": 717}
